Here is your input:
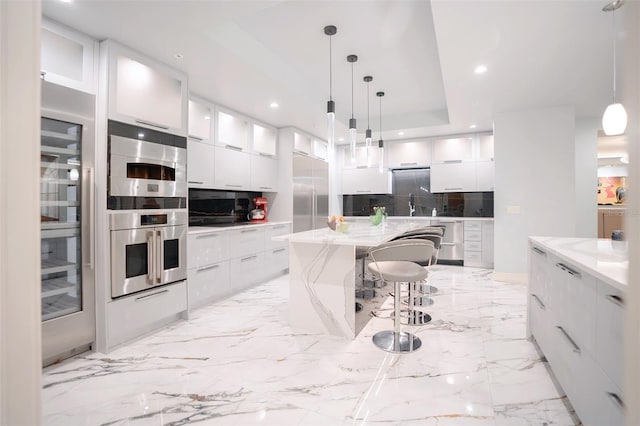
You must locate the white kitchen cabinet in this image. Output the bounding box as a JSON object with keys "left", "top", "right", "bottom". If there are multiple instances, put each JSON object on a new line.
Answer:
{"left": 294, "top": 132, "right": 312, "bottom": 155}
{"left": 187, "top": 139, "right": 215, "bottom": 188}
{"left": 478, "top": 134, "right": 494, "bottom": 160}
{"left": 188, "top": 99, "right": 212, "bottom": 142}
{"left": 41, "top": 19, "right": 97, "bottom": 94}
{"left": 463, "top": 220, "right": 493, "bottom": 268}
{"left": 341, "top": 168, "right": 392, "bottom": 195}
{"left": 476, "top": 160, "right": 495, "bottom": 192}
{"left": 430, "top": 162, "right": 477, "bottom": 193}
{"left": 250, "top": 154, "right": 279, "bottom": 192}
{"left": 387, "top": 140, "right": 431, "bottom": 168}
{"left": 264, "top": 223, "right": 291, "bottom": 251}
{"left": 214, "top": 146, "right": 251, "bottom": 190}
{"left": 265, "top": 247, "right": 289, "bottom": 278}
{"left": 187, "top": 232, "right": 229, "bottom": 269}
{"left": 105, "top": 41, "right": 187, "bottom": 136}
{"left": 313, "top": 140, "right": 328, "bottom": 161}
{"left": 432, "top": 137, "right": 474, "bottom": 162}
{"left": 228, "top": 227, "right": 265, "bottom": 259}
{"left": 188, "top": 261, "right": 230, "bottom": 309}
{"left": 481, "top": 221, "right": 494, "bottom": 267}
{"left": 341, "top": 145, "right": 380, "bottom": 169}
{"left": 216, "top": 108, "right": 250, "bottom": 151}
{"left": 595, "top": 280, "right": 624, "bottom": 391}
{"left": 252, "top": 123, "right": 277, "bottom": 157}
{"left": 230, "top": 252, "right": 266, "bottom": 291}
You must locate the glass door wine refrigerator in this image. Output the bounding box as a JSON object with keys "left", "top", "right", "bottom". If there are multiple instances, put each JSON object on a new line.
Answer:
{"left": 40, "top": 81, "right": 95, "bottom": 366}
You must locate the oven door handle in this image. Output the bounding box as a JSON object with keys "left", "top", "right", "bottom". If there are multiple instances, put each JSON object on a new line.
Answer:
{"left": 147, "top": 231, "right": 155, "bottom": 285}
{"left": 156, "top": 229, "right": 163, "bottom": 284}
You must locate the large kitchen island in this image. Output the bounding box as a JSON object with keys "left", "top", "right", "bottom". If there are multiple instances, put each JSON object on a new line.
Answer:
{"left": 275, "top": 221, "right": 419, "bottom": 339}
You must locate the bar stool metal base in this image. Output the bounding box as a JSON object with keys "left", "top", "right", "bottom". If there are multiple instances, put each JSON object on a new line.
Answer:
{"left": 420, "top": 284, "right": 439, "bottom": 294}
{"left": 392, "top": 310, "right": 432, "bottom": 325}
{"left": 402, "top": 296, "right": 435, "bottom": 307}
{"left": 355, "top": 288, "right": 377, "bottom": 299}
{"left": 372, "top": 330, "right": 422, "bottom": 353}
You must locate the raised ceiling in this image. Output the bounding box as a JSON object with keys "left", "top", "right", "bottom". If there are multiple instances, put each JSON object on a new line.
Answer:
{"left": 42, "top": 0, "right": 616, "bottom": 142}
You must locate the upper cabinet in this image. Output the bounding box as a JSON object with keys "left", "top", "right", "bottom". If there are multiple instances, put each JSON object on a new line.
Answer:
{"left": 341, "top": 145, "right": 380, "bottom": 169}
{"left": 313, "top": 140, "right": 328, "bottom": 161}
{"left": 41, "top": 19, "right": 97, "bottom": 94}
{"left": 432, "top": 137, "right": 474, "bottom": 163}
{"left": 216, "top": 107, "right": 250, "bottom": 151}
{"left": 104, "top": 41, "right": 188, "bottom": 136}
{"left": 188, "top": 98, "right": 212, "bottom": 142}
{"left": 387, "top": 140, "right": 431, "bottom": 168}
{"left": 293, "top": 131, "right": 312, "bottom": 156}
{"left": 252, "top": 123, "right": 277, "bottom": 157}
{"left": 478, "top": 134, "right": 494, "bottom": 160}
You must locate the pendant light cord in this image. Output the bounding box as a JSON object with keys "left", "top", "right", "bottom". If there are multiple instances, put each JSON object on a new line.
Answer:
{"left": 367, "top": 81, "right": 370, "bottom": 128}
{"left": 612, "top": 8, "right": 616, "bottom": 103}
{"left": 379, "top": 96, "right": 382, "bottom": 138}
{"left": 351, "top": 62, "right": 354, "bottom": 119}
{"left": 329, "top": 35, "right": 333, "bottom": 101}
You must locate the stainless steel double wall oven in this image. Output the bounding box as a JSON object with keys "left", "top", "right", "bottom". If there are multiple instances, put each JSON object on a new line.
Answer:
{"left": 108, "top": 120, "right": 187, "bottom": 298}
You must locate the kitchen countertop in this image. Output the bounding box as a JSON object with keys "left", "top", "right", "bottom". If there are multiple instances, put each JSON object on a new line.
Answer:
{"left": 188, "top": 221, "right": 291, "bottom": 235}
{"left": 345, "top": 216, "right": 494, "bottom": 222}
{"left": 274, "top": 221, "right": 418, "bottom": 247}
{"left": 529, "top": 236, "right": 627, "bottom": 291}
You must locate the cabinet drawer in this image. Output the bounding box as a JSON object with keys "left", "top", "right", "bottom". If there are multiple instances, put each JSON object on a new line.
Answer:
{"left": 596, "top": 280, "right": 624, "bottom": 390}
{"left": 108, "top": 281, "right": 187, "bottom": 348}
{"left": 464, "top": 230, "right": 482, "bottom": 242}
{"left": 529, "top": 292, "right": 552, "bottom": 357}
{"left": 229, "top": 252, "right": 265, "bottom": 290}
{"left": 464, "top": 251, "right": 482, "bottom": 267}
{"left": 464, "top": 221, "right": 482, "bottom": 231}
{"left": 265, "top": 223, "right": 291, "bottom": 251}
{"left": 464, "top": 241, "right": 482, "bottom": 252}
{"left": 265, "top": 247, "right": 289, "bottom": 277}
{"left": 228, "top": 228, "right": 265, "bottom": 259}
{"left": 593, "top": 365, "right": 625, "bottom": 426}
{"left": 188, "top": 261, "right": 230, "bottom": 308}
{"left": 188, "top": 232, "right": 229, "bottom": 269}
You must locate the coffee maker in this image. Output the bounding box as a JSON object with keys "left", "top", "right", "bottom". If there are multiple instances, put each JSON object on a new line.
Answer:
{"left": 248, "top": 197, "right": 268, "bottom": 223}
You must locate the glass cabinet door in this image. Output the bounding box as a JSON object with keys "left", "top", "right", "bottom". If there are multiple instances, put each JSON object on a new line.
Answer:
{"left": 41, "top": 117, "right": 83, "bottom": 321}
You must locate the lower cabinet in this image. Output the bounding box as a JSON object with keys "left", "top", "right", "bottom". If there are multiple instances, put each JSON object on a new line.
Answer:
{"left": 187, "top": 223, "right": 291, "bottom": 310}
{"left": 528, "top": 243, "right": 624, "bottom": 426}
{"left": 463, "top": 220, "right": 494, "bottom": 268}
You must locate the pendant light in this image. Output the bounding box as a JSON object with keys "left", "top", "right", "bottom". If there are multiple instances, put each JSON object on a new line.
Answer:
{"left": 347, "top": 54, "right": 358, "bottom": 163}
{"left": 377, "top": 91, "right": 385, "bottom": 173}
{"left": 324, "top": 25, "right": 337, "bottom": 155}
{"left": 364, "top": 76, "right": 373, "bottom": 168}
{"left": 602, "top": 0, "right": 627, "bottom": 136}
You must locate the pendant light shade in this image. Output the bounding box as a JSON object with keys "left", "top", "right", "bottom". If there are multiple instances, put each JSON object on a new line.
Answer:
{"left": 347, "top": 55, "right": 358, "bottom": 163}
{"left": 324, "top": 25, "right": 337, "bottom": 154}
{"left": 377, "top": 91, "right": 385, "bottom": 173}
{"left": 364, "top": 76, "right": 373, "bottom": 168}
{"left": 602, "top": 0, "right": 627, "bottom": 136}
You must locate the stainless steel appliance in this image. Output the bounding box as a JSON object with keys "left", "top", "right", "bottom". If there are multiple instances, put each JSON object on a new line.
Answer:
{"left": 40, "top": 81, "right": 96, "bottom": 366}
{"left": 293, "top": 153, "right": 329, "bottom": 232}
{"left": 431, "top": 220, "right": 464, "bottom": 264}
{"left": 110, "top": 211, "right": 187, "bottom": 298}
{"left": 109, "top": 134, "right": 187, "bottom": 198}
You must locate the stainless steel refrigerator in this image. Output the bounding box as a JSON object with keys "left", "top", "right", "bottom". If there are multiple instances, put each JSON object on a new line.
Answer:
{"left": 40, "top": 81, "right": 95, "bottom": 366}
{"left": 293, "top": 153, "right": 328, "bottom": 232}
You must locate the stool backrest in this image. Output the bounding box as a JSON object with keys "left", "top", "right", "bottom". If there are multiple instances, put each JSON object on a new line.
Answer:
{"left": 369, "top": 239, "right": 435, "bottom": 264}
{"left": 400, "top": 233, "right": 442, "bottom": 250}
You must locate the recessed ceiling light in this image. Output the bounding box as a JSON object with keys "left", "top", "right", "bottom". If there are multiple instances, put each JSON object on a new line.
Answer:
{"left": 174, "top": 53, "right": 184, "bottom": 60}
{"left": 398, "top": 131, "right": 405, "bottom": 136}
{"left": 269, "top": 102, "right": 279, "bottom": 108}
{"left": 469, "top": 124, "right": 477, "bottom": 129}
{"left": 338, "top": 137, "right": 345, "bottom": 142}
{"left": 204, "top": 116, "right": 211, "bottom": 120}
{"left": 474, "top": 65, "right": 487, "bottom": 74}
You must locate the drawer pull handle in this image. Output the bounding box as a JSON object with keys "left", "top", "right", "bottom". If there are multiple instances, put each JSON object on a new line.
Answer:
{"left": 356, "top": 190, "right": 371, "bottom": 193}
{"left": 273, "top": 248, "right": 286, "bottom": 253}
{"left": 241, "top": 229, "right": 258, "bottom": 233}
{"left": 196, "top": 234, "right": 219, "bottom": 239}
{"left": 443, "top": 160, "right": 463, "bottom": 164}
{"left": 135, "top": 289, "right": 169, "bottom": 301}
{"left": 225, "top": 144, "right": 243, "bottom": 151}
{"left": 258, "top": 152, "right": 274, "bottom": 158}
{"left": 188, "top": 181, "right": 204, "bottom": 185}
{"left": 188, "top": 135, "right": 203, "bottom": 141}
{"left": 400, "top": 162, "right": 418, "bottom": 166}
{"left": 272, "top": 225, "right": 285, "bottom": 229}
{"left": 532, "top": 247, "right": 546, "bottom": 256}
{"left": 556, "top": 326, "right": 581, "bottom": 353}
{"left": 606, "top": 294, "right": 625, "bottom": 308}
{"left": 197, "top": 264, "right": 220, "bottom": 273}
{"left": 555, "top": 262, "right": 581, "bottom": 278}
{"left": 532, "top": 294, "right": 546, "bottom": 310}
{"left": 241, "top": 255, "right": 257, "bottom": 262}
{"left": 135, "top": 119, "right": 169, "bottom": 130}
{"left": 607, "top": 392, "right": 625, "bottom": 410}
{"left": 444, "top": 187, "right": 463, "bottom": 191}
{"left": 225, "top": 184, "right": 242, "bottom": 188}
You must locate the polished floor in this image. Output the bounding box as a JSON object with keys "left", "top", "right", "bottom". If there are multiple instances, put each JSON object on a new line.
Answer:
{"left": 42, "top": 266, "right": 580, "bottom": 425}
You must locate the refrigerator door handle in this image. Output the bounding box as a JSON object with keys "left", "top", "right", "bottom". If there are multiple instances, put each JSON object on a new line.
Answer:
{"left": 156, "top": 229, "right": 163, "bottom": 284}
{"left": 83, "top": 167, "right": 95, "bottom": 270}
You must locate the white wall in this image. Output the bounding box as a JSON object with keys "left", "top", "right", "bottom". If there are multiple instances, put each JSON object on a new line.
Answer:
{"left": 0, "top": 1, "right": 43, "bottom": 424}
{"left": 494, "top": 106, "right": 577, "bottom": 276}
{"left": 574, "top": 118, "right": 599, "bottom": 238}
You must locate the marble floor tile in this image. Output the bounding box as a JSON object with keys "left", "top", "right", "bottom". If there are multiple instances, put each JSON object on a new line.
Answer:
{"left": 42, "top": 265, "right": 579, "bottom": 425}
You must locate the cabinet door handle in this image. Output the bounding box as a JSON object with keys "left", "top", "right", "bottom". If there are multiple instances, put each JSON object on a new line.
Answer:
{"left": 196, "top": 233, "right": 219, "bottom": 239}
{"left": 532, "top": 247, "right": 546, "bottom": 256}
{"left": 241, "top": 255, "right": 257, "bottom": 262}
{"left": 293, "top": 150, "right": 310, "bottom": 156}
{"left": 188, "top": 181, "right": 204, "bottom": 185}
{"left": 531, "top": 294, "right": 546, "bottom": 310}
{"left": 556, "top": 326, "right": 581, "bottom": 353}
{"left": 444, "top": 160, "right": 463, "bottom": 164}
{"left": 241, "top": 229, "right": 258, "bottom": 233}
{"left": 555, "top": 262, "right": 581, "bottom": 278}
{"left": 259, "top": 152, "right": 274, "bottom": 158}
{"left": 135, "top": 289, "right": 169, "bottom": 301}
{"left": 356, "top": 165, "right": 368, "bottom": 169}
{"left": 135, "top": 119, "right": 169, "bottom": 130}
{"left": 188, "top": 135, "right": 203, "bottom": 141}
{"left": 607, "top": 392, "right": 625, "bottom": 410}
{"left": 400, "top": 162, "right": 418, "bottom": 166}
{"left": 273, "top": 248, "right": 286, "bottom": 254}
{"left": 225, "top": 144, "right": 243, "bottom": 151}
{"left": 606, "top": 294, "right": 625, "bottom": 308}
{"left": 225, "top": 184, "right": 242, "bottom": 188}
{"left": 444, "top": 187, "right": 463, "bottom": 191}
{"left": 259, "top": 186, "right": 272, "bottom": 190}
{"left": 356, "top": 190, "right": 371, "bottom": 193}
{"left": 197, "top": 264, "right": 220, "bottom": 273}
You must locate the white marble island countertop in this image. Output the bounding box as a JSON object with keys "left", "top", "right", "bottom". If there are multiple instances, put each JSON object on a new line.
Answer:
{"left": 273, "top": 221, "right": 417, "bottom": 247}
{"left": 188, "top": 221, "right": 291, "bottom": 235}
{"left": 345, "top": 216, "right": 494, "bottom": 222}
{"left": 529, "top": 236, "right": 627, "bottom": 291}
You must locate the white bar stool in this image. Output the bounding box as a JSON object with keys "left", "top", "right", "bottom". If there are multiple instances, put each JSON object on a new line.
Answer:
{"left": 368, "top": 240, "right": 433, "bottom": 353}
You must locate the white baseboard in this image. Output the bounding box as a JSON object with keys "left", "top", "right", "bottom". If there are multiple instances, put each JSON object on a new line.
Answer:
{"left": 493, "top": 271, "right": 527, "bottom": 285}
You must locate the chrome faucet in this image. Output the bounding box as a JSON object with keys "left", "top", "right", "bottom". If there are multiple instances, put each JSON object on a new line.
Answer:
{"left": 409, "top": 193, "right": 416, "bottom": 217}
